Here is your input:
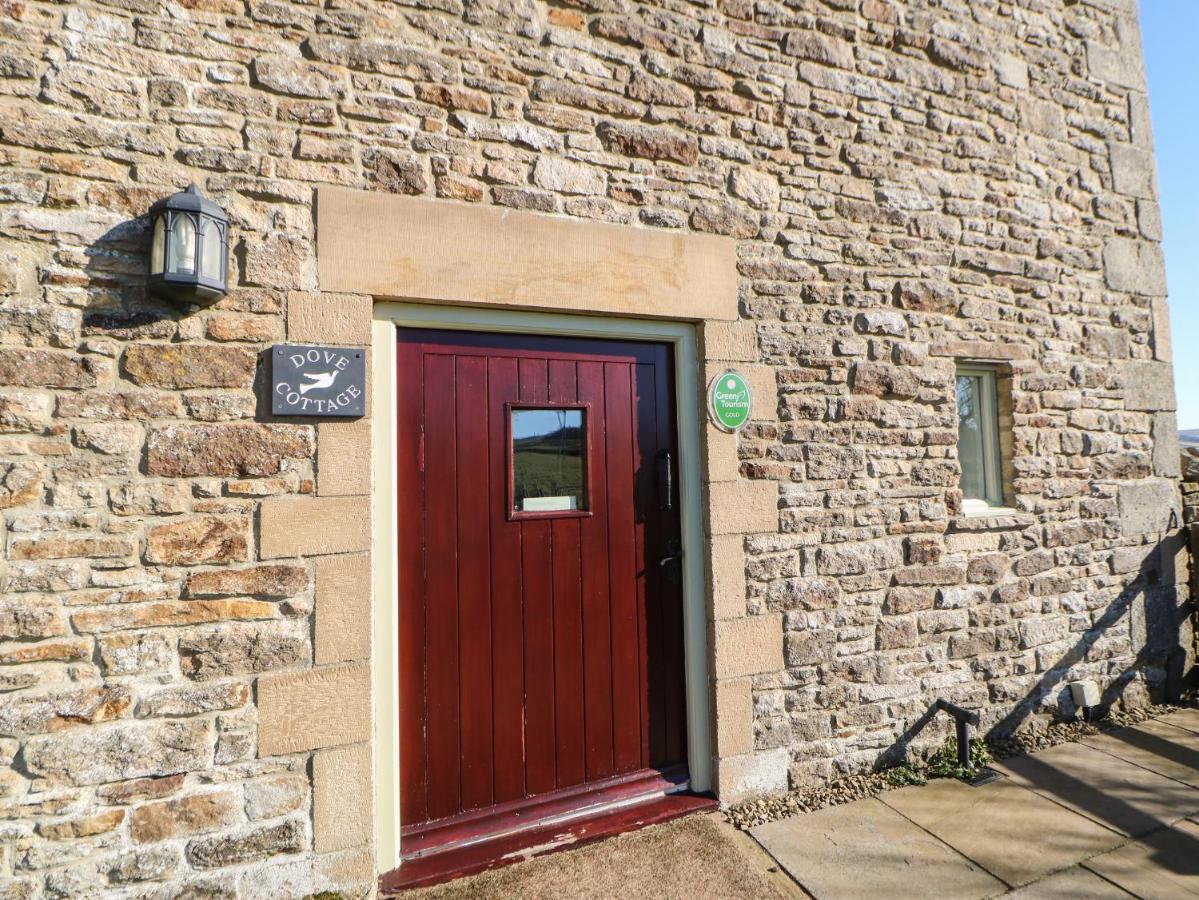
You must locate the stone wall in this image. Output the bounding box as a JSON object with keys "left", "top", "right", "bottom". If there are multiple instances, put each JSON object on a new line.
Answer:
{"left": 0, "top": 0, "right": 1181, "bottom": 895}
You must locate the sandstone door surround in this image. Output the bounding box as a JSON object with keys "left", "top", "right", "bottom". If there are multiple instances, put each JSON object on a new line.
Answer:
{"left": 255, "top": 187, "right": 784, "bottom": 873}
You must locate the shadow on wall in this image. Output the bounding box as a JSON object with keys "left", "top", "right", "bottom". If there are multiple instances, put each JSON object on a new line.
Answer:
{"left": 881, "top": 522, "right": 1195, "bottom": 770}
{"left": 985, "top": 526, "right": 1195, "bottom": 739}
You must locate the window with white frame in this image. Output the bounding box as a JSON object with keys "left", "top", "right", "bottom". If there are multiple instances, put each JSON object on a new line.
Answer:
{"left": 955, "top": 364, "right": 1005, "bottom": 512}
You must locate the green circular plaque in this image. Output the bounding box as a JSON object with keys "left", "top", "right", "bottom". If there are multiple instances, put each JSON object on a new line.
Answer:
{"left": 708, "top": 370, "right": 752, "bottom": 432}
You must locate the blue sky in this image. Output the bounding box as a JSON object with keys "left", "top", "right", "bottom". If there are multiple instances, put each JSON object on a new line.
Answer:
{"left": 1142, "top": 5, "right": 1198, "bottom": 430}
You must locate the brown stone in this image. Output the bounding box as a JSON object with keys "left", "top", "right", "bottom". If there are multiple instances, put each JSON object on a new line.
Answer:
{"left": 146, "top": 424, "right": 312, "bottom": 478}
{"left": 0, "top": 460, "right": 42, "bottom": 509}
{"left": 38, "top": 809, "right": 125, "bottom": 840}
{"left": 123, "top": 345, "right": 257, "bottom": 389}
{"left": 363, "top": 148, "right": 429, "bottom": 195}
{"left": 597, "top": 121, "right": 698, "bottom": 165}
{"left": 56, "top": 391, "right": 181, "bottom": 420}
{"left": 131, "top": 790, "right": 241, "bottom": 843}
{"left": 186, "top": 564, "right": 308, "bottom": 598}
{"left": 851, "top": 362, "right": 920, "bottom": 399}
{"left": 145, "top": 515, "right": 249, "bottom": 566}
{"left": 9, "top": 533, "right": 134, "bottom": 561}
{"left": 0, "top": 637, "right": 90, "bottom": 665}
{"left": 0, "top": 349, "right": 95, "bottom": 388}
{"left": 72, "top": 599, "right": 276, "bottom": 634}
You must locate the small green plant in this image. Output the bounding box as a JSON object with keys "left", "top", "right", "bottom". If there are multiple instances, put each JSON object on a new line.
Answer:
{"left": 886, "top": 764, "right": 928, "bottom": 787}
{"left": 926, "top": 737, "right": 992, "bottom": 781}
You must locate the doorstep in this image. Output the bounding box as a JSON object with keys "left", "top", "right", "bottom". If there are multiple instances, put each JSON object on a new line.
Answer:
{"left": 380, "top": 767, "right": 716, "bottom": 892}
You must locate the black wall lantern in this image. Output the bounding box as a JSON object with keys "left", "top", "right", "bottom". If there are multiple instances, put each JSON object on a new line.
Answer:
{"left": 147, "top": 184, "right": 228, "bottom": 303}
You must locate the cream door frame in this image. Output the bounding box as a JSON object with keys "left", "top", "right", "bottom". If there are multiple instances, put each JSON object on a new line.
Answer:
{"left": 370, "top": 302, "right": 713, "bottom": 873}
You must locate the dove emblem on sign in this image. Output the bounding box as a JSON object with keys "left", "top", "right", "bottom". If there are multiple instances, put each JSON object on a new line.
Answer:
{"left": 300, "top": 370, "right": 338, "bottom": 394}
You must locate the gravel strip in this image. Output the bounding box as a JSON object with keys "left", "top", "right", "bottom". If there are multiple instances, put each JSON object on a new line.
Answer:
{"left": 726, "top": 703, "right": 1192, "bottom": 831}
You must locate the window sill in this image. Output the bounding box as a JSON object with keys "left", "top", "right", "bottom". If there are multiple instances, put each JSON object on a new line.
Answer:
{"left": 950, "top": 506, "right": 1035, "bottom": 531}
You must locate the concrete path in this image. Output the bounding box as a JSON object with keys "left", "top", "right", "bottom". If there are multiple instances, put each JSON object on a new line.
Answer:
{"left": 752, "top": 708, "right": 1199, "bottom": 899}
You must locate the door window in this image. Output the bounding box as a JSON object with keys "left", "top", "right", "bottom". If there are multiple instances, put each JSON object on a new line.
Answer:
{"left": 510, "top": 406, "right": 588, "bottom": 516}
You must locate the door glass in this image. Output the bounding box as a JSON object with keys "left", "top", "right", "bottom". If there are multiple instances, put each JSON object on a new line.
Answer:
{"left": 511, "top": 407, "right": 586, "bottom": 513}
{"left": 956, "top": 374, "right": 986, "bottom": 501}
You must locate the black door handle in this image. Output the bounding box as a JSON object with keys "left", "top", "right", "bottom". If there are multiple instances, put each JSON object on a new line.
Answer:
{"left": 656, "top": 449, "right": 672, "bottom": 511}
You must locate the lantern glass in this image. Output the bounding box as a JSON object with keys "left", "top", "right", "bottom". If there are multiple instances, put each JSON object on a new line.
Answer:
{"left": 168, "top": 213, "right": 197, "bottom": 274}
{"left": 150, "top": 216, "right": 166, "bottom": 275}
{"left": 200, "top": 218, "right": 223, "bottom": 282}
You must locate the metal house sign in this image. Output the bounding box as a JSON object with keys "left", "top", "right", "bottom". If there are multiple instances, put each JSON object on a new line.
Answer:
{"left": 707, "top": 369, "right": 752, "bottom": 432}
{"left": 272, "top": 344, "right": 366, "bottom": 417}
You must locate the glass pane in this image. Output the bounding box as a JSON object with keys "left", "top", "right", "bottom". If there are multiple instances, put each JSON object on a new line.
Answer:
{"left": 957, "top": 375, "right": 987, "bottom": 501}
{"left": 168, "top": 213, "right": 196, "bottom": 274}
{"left": 199, "top": 218, "right": 223, "bottom": 281}
{"left": 512, "top": 408, "right": 586, "bottom": 513}
{"left": 150, "top": 216, "right": 165, "bottom": 274}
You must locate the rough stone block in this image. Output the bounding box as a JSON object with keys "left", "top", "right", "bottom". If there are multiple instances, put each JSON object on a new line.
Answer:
{"left": 146, "top": 424, "right": 312, "bottom": 478}
{"left": 257, "top": 663, "right": 370, "bottom": 756}
{"left": 287, "top": 292, "right": 372, "bottom": 346}
{"left": 131, "top": 790, "right": 240, "bottom": 843}
{"left": 314, "top": 742, "right": 373, "bottom": 852}
{"left": 146, "top": 515, "right": 250, "bottom": 566}
{"left": 124, "top": 345, "right": 258, "bottom": 389}
{"left": 187, "top": 818, "right": 305, "bottom": 869}
{"left": 713, "top": 613, "right": 783, "bottom": 679}
{"left": 315, "top": 553, "right": 371, "bottom": 665}
{"left": 187, "top": 564, "right": 309, "bottom": 598}
{"left": 259, "top": 496, "right": 370, "bottom": 558}
{"left": 23, "top": 720, "right": 212, "bottom": 786}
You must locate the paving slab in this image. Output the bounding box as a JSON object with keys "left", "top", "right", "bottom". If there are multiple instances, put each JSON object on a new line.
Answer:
{"left": 880, "top": 777, "right": 1124, "bottom": 887}
{"left": 992, "top": 742, "right": 1199, "bottom": 837}
{"left": 751, "top": 797, "right": 1004, "bottom": 900}
{"left": 1083, "top": 818, "right": 1199, "bottom": 899}
{"left": 1082, "top": 719, "right": 1199, "bottom": 788}
{"left": 1159, "top": 707, "right": 1199, "bottom": 735}
{"left": 1003, "top": 865, "right": 1134, "bottom": 899}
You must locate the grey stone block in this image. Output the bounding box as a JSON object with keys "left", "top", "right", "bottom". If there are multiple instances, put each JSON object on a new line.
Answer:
{"left": 1104, "top": 238, "right": 1168, "bottom": 295}
{"left": 1109, "top": 143, "right": 1158, "bottom": 199}
{"left": 1152, "top": 412, "right": 1181, "bottom": 477}
{"left": 1118, "top": 478, "right": 1181, "bottom": 536}
{"left": 1122, "top": 360, "right": 1177, "bottom": 412}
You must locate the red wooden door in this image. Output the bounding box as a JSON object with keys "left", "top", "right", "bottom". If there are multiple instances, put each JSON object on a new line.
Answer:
{"left": 396, "top": 329, "right": 688, "bottom": 829}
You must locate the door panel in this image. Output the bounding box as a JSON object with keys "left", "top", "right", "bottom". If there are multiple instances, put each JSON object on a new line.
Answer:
{"left": 397, "top": 329, "right": 687, "bottom": 829}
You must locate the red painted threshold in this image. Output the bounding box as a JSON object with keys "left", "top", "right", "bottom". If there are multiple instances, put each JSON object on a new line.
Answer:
{"left": 380, "top": 771, "right": 717, "bottom": 893}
